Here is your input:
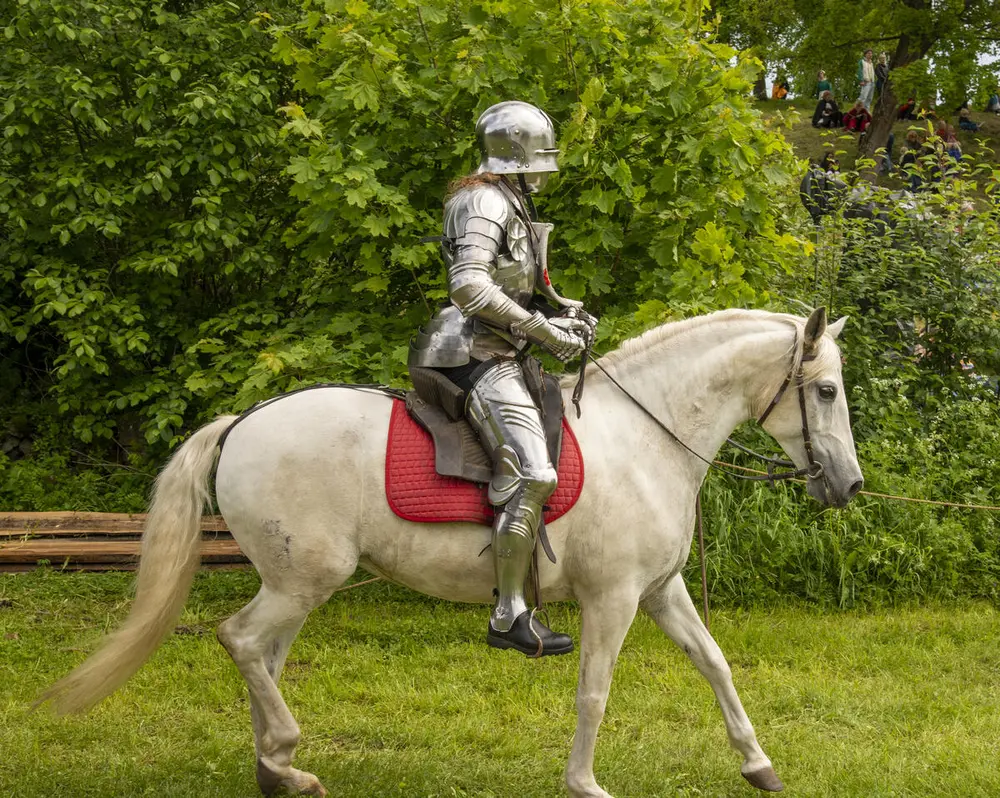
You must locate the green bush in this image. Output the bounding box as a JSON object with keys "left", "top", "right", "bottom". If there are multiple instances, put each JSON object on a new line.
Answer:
{"left": 0, "top": 0, "right": 301, "bottom": 449}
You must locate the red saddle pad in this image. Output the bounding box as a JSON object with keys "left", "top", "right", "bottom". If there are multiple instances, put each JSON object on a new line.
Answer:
{"left": 385, "top": 399, "right": 584, "bottom": 526}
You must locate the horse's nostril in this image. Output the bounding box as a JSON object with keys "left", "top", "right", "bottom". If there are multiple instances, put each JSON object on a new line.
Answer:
{"left": 847, "top": 479, "right": 864, "bottom": 499}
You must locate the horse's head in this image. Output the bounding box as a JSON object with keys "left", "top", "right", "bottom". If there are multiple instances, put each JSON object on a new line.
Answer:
{"left": 758, "top": 308, "right": 863, "bottom": 508}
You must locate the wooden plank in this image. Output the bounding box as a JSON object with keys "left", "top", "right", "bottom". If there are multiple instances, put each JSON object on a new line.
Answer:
{"left": 0, "top": 529, "right": 237, "bottom": 540}
{"left": 0, "top": 561, "right": 249, "bottom": 573}
{"left": 0, "top": 538, "right": 245, "bottom": 565}
{"left": 0, "top": 512, "right": 228, "bottom": 536}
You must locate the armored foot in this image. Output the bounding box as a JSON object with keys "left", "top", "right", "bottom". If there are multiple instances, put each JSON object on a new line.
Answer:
{"left": 742, "top": 764, "right": 785, "bottom": 792}
{"left": 256, "top": 758, "right": 327, "bottom": 797}
{"left": 487, "top": 610, "right": 574, "bottom": 657}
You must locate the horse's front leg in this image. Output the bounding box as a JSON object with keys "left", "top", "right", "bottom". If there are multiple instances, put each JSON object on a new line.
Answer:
{"left": 565, "top": 589, "right": 640, "bottom": 798}
{"left": 641, "top": 574, "right": 784, "bottom": 792}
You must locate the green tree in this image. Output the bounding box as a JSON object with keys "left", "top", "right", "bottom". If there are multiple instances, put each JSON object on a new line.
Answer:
{"left": 711, "top": 0, "right": 802, "bottom": 99}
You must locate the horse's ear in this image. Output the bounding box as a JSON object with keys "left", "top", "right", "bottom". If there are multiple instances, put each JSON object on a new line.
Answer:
{"left": 804, "top": 307, "right": 827, "bottom": 354}
{"left": 827, "top": 316, "right": 848, "bottom": 339}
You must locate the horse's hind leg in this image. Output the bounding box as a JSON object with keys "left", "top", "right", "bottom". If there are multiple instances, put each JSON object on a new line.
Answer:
{"left": 641, "top": 574, "right": 784, "bottom": 792}
{"left": 218, "top": 574, "right": 345, "bottom": 797}
{"left": 565, "top": 589, "right": 641, "bottom": 798}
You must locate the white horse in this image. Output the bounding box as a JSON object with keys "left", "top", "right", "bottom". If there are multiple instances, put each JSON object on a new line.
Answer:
{"left": 42, "top": 307, "right": 862, "bottom": 798}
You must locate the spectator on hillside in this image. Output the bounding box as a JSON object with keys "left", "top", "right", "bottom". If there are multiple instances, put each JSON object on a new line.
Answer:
{"left": 897, "top": 97, "right": 917, "bottom": 120}
{"left": 875, "top": 53, "right": 889, "bottom": 98}
{"left": 959, "top": 108, "right": 980, "bottom": 132}
{"left": 800, "top": 157, "right": 847, "bottom": 224}
{"left": 987, "top": 90, "right": 1000, "bottom": 114}
{"left": 771, "top": 80, "right": 788, "bottom": 100}
{"left": 811, "top": 91, "right": 843, "bottom": 128}
{"left": 816, "top": 70, "right": 832, "bottom": 99}
{"left": 844, "top": 100, "right": 872, "bottom": 133}
{"left": 857, "top": 48, "right": 875, "bottom": 109}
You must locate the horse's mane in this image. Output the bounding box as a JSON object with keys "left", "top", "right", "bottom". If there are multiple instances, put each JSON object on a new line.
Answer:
{"left": 562, "top": 308, "right": 841, "bottom": 398}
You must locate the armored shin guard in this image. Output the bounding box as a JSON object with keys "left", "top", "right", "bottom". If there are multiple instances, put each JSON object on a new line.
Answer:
{"left": 489, "top": 470, "right": 548, "bottom": 632}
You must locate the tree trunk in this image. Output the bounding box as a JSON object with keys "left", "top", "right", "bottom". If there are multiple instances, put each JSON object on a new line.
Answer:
{"left": 858, "top": 38, "right": 910, "bottom": 159}
{"left": 858, "top": 32, "right": 932, "bottom": 161}
{"left": 860, "top": 82, "right": 898, "bottom": 162}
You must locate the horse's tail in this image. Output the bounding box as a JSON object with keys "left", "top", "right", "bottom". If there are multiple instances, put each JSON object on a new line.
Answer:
{"left": 38, "top": 415, "right": 237, "bottom": 714}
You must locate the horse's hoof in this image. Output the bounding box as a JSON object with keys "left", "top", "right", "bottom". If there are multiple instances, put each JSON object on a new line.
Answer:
{"left": 256, "top": 759, "right": 327, "bottom": 797}
{"left": 742, "top": 765, "right": 784, "bottom": 792}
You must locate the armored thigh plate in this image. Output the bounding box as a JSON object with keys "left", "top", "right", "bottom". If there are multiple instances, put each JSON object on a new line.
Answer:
{"left": 465, "top": 360, "right": 556, "bottom": 506}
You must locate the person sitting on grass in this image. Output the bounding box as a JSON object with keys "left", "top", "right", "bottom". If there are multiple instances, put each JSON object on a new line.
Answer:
{"left": 811, "top": 91, "right": 843, "bottom": 128}
{"left": 987, "top": 91, "right": 1000, "bottom": 114}
{"left": 771, "top": 80, "right": 788, "bottom": 100}
{"left": 958, "top": 108, "right": 980, "bottom": 132}
{"left": 897, "top": 98, "right": 917, "bottom": 120}
{"left": 816, "top": 70, "right": 832, "bottom": 99}
{"left": 843, "top": 100, "right": 872, "bottom": 133}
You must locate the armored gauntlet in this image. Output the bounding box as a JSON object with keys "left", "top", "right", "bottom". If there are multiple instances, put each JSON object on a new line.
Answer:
{"left": 510, "top": 310, "right": 586, "bottom": 362}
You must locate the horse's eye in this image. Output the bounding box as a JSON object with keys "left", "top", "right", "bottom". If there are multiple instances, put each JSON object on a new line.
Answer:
{"left": 818, "top": 384, "right": 837, "bottom": 402}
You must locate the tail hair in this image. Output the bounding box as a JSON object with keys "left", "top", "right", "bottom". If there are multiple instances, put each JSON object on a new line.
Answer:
{"left": 38, "top": 416, "right": 237, "bottom": 714}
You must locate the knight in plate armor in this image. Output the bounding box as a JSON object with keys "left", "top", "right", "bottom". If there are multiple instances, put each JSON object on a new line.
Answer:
{"left": 409, "top": 101, "right": 596, "bottom": 657}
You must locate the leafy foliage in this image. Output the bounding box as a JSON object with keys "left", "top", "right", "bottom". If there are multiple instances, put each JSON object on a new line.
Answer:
{"left": 0, "top": 0, "right": 305, "bottom": 448}
{"left": 705, "top": 149, "right": 1000, "bottom": 606}
{"left": 266, "top": 0, "right": 807, "bottom": 350}
{"left": 1, "top": 0, "right": 804, "bottom": 459}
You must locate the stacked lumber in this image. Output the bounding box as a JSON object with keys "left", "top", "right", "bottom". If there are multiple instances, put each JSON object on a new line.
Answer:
{"left": 0, "top": 511, "right": 248, "bottom": 572}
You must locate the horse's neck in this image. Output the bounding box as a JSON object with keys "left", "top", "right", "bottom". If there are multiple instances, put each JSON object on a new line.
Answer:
{"left": 578, "top": 317, "right": 794, "bottom": 463}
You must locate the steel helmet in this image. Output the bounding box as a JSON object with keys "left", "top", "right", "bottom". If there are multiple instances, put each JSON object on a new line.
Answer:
{"left": 475, "top": 101, "right": 560, "bottom": 175}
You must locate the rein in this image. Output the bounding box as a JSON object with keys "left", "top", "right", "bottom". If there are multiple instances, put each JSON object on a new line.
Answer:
{"left": 589, "top": 334, "right": 823, "bottom": 485}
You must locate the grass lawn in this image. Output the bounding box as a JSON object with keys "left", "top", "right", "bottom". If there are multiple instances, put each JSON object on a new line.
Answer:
{"left": 2, "top": 570, "right": 1000, "bottom": 797}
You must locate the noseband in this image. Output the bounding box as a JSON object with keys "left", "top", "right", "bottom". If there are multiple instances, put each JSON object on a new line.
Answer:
{"left": 592, "top": 329, "right": 825, "bottom": 485}
{"left": 748, "top": 337, "right": 824, "bottom": 482}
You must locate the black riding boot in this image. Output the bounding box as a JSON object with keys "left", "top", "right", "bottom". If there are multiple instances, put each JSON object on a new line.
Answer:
{"left": 487, "top": 610, "right": 574, "bottom": 657}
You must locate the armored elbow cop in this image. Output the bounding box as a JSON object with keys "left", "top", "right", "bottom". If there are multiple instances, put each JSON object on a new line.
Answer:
{"left": 510, "top": 311, "right": 585, "bottom": 362}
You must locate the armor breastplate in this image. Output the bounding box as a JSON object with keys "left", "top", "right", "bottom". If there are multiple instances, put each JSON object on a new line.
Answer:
{"left": 409, "top": 184, "right": 537, "bottom": 368}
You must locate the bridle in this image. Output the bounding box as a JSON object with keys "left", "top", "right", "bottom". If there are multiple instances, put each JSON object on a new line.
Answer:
{"left": 591, "top": 328, "right": 826, "bottom": 485}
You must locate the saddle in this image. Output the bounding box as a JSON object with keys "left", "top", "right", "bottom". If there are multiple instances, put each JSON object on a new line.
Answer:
{"left": 384, "top": 368, "right": 584, "bottom": 529}
{"left": 406, "top": 365, "right": 565, "bottom": 482}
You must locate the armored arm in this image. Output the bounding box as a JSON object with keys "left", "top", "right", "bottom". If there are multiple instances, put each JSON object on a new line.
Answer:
{"left": 446, "top": 210, "right": 531, "bottom": 328}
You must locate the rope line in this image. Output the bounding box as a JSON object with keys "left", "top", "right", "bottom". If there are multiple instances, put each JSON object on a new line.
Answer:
{"left": 331, "top": 576, "right": 384, "bottom": 594}
{"left": 713, "top": 460, "right": 1000, "bottom": 511}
